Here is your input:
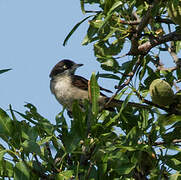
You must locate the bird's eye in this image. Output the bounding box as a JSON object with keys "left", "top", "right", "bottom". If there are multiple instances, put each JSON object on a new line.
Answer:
{"left": 63, "top": 65, "right": 67, "bottom": 69}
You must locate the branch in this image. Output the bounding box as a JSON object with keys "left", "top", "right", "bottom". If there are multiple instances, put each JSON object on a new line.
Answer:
{"left": 105, "top": 55, "right": 143, "bottom": 108}
{"left": 117, "top": 55, "right": 143, "bottom": 91}
{"left": 128, "top": 0, "right": 158, "bottom": 55}
{"left": 149, "top": 53, "right": 178, "bottom": 72}
{"left": 136, "top": 0, "right": 158, "bottom": 34}
{"left": 85, "top": 161, "right": 94, "bottom": 180}
{"left": 155, "top": 16, "right": 175, "bottom": 25}
{"left": 134, "top": 89, "right": 181, "bottom": 115}
{"left": 166, "top": 43, "right": 179, "bottom": 64}
{"left": 153, "top": 139, "right": 181, "bottom": 146}
{"left": 119, "top": 19, "right": 140, "bottom": 25}
{"left": 134, "top": 31, "right": 181, "bottom": 55}
{"left": 133, "top": 89, "right": 170, "bottom": 112}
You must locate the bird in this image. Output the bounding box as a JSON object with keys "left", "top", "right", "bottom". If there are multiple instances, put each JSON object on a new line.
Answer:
{"left": 49, "top": 59, "right": 149, "bottom": 117}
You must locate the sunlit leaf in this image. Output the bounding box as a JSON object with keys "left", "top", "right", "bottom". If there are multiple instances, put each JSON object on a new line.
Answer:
{"left": 0, "top": 159, "right": 14, "bottom": 177}
{"left": 176, "top": 41, "right": 181, "bottom": 53}
{"left": 22, "top": 140, "right": 41, "bottom": 156}
{"left": 80, "top": 0, "right": 85, "bottom": 14}
{"left": 97, "top": 73, "right": 120, "bottom": 80}
{"left": 56, "top": 170, "right": 74, "bottom": 180}
{"left": 14, "top": 161, "right": 30, "bottom": 180}
{"left": 170, "top": 171, "right": 181, "bottom": 180}
{"left": 0, "top": 108, "right": 13, "bottom": 137}
{"left": 90, "top": 72, "right": 100, "bottom": 116}
{"left": 98, "top": 1, "right": 122, "bottom": 32}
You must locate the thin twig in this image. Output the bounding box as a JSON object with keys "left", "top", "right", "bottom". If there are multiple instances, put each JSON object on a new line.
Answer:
{"left": 155, "top": 17, "right": 175, "bottom": 24}
{"left": 85, "top": 161, "right": 94, "bottom": 180}
{"left": 134, "top": 88, "right": 181, "bottom": 115}
{"left": 153, "top": 139, "right": 181, "bottom": 146}
{"left": 119, "top": 19, "right": 140, "bottom": 25}
{"left": 104, "top": 55, "right": 143, "bottom": 108}
{"left": 136, "top": 0, "right": 158, "bottom": 34}
{"left": 165, "top": 43, "right": 179, "bottom": 64}
{"left": 130, "top": 31, "right": 181, "bottom": 55}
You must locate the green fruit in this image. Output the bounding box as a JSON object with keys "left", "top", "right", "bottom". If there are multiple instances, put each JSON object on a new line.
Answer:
{"left": 168, "top": 0, "right": 181, "bottom": 26}
{"left": 149, "top": 79, "right": 174, "bottom": 106}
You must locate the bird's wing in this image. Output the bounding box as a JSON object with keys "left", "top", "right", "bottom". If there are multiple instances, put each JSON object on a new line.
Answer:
{"left": 72, "top": 75, "right": 112, "bottom": 94}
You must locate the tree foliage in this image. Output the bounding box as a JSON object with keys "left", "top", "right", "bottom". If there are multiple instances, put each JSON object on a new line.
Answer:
{"left": 1, "top": 0, "right": 181, "bottom": 179}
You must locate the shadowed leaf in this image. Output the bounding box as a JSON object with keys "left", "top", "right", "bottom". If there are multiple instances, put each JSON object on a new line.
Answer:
{"left": 0, "top": 69, "right": 11, "bottom": 75}
{"left": 63, "top": 15, "right": 93, "bottom": 46}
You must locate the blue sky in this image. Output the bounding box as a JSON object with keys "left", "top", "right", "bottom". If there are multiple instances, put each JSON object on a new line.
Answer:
{"left": 0, "top": 0, "right": 119, "bottom": 123}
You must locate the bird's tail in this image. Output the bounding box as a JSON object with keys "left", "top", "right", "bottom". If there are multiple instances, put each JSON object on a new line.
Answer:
{"left": 104, "top": 98, "right": 150, "bottom": 110}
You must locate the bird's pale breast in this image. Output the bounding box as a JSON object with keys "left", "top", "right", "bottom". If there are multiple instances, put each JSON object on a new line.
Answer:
{"left": 50, "top": 75, "right": 89, "bottom": 110}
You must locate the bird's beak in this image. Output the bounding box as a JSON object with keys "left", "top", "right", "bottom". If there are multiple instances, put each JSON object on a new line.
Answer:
{"left": 70, "top": 63, "right": 83, "bottom": 74}
{"left": 74, "top": 63, "right": 83, "bottom": 69}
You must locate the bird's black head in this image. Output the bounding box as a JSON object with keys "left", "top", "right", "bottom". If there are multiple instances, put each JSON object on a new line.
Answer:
{"left": 49, "top": 59, "right": 83, "bottom": 78}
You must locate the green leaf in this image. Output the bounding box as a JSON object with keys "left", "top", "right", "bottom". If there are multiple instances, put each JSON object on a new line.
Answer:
{"left": 9, "top": 104, "right": 17, "bottom": 121}
{"left": 114, "top": 163, "right": 135, "bottom": 175}
{"left": 0, "top": 108, "right": 13, "bottom": 137}
{"left": 82, "top": 25, "right": 98, "bottom": 45}
{"left": 90, "top": 72, "right": 100, "bottom": 116}
{"left": 21, "top": 125, "right": 38, "bottom": 141}
{"left": 107, "top": 1, "right": 123, "bottom": 15}
{"left": 13, "top": 110, "right": 37, "bottom": 125}
{"left": 104, "top": 0, "right": 116, "bottom": 14}
{"left": 61, "top": 122, "right": 82, "bottom": 152}
{"left": 80, "top": 0, "right": 85, "bottom": 14}
{"left": 55, "top": 109, "right": 65, "bottom": 126}
{"left": 38, "top": 136, "right": 52, "bottom": 146}
{"left": 0, "top": 150, "right": 6, "bottom": 161}
{"left": 40, "top": 121, "right": 54, "bottom": 135}
{"left": 139, "top": 56, "right": 150, "bottom": 81}
{"left": 97, "top": 73, "right": 120, "bottom": 80}
{"left": 55, "top": 170, "right": 74, "bottom": 180}
{"left": 82, "top": 13, "right": 103, "bottom": 45}
{"left": 119, "top": 93, "right": 132, "bottom": 113}
{"left": 107, "top": 150, "right": 136, "bottom": 175}
{"left": 22, "top": 140, "right": 41, "bottom": 156}
{"left": 63, "top": 15, "right": 93, "bottom": 46}
{"left": 14, "top": 161, "right": 30, "bottom": 180}
{"left": 170, "top": 171, "right": 181, "bottom": 180}
{"left": 98, "top": 1, "right": 122, "bottom": 32}
{"left": 165, "top": 157, "right": 181, "bottom": 171}
{"left": 98, "top": 57, "right": 120, "bottom": 72}
{"left": 0, "top": 159, "right": 14, "bottom": 177}
{"left": 126, "top": 126, "right": 141, "bottom": 145}
{"left": 176, "top": 66, "right": 181, "bottom": 80}
{"left": 176, "top": 41, "right": 181, "bottom": 54}
{"left": 140, "top": 109, "right": 149, "bottom": 130}
{"left": 0, "top": 149, "right": 19, "bottom": 163}
{"left": 0, "top": 69, "right": 11, "bottom": 75}
{"left": 157, "top": 114, "right": 181, "bottom": 126}
{"left": 72, "top": 100, "right": 87, "bottom": 138}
